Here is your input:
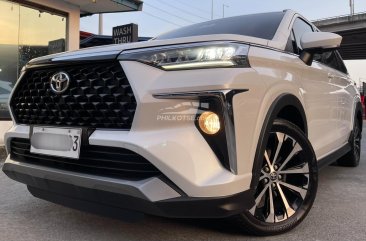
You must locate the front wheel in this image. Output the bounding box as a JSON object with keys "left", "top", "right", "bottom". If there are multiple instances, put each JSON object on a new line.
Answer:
{"left": 232, "top": 119, "right": 318, "bottom": 235}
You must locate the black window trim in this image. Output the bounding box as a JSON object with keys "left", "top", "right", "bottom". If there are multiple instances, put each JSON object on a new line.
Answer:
{"left": 334, "top": 50, "right": 349, "bottom": 75}
{"left": 287, "top": 17, "right": 315, "bottom": 56}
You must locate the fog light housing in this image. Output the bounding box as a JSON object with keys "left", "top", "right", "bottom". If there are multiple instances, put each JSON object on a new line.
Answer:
{"left": 198, "top": 111, "right": 221, "bottom": 135}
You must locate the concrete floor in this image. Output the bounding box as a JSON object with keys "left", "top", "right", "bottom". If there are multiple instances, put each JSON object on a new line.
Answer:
{"left": 1, "top": 130, "right": 366, "bottom": 241}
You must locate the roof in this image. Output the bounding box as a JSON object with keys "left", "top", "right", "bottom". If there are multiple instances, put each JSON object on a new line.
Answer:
{"left": 62, "top": 0, "right": 143, "bottom": 16}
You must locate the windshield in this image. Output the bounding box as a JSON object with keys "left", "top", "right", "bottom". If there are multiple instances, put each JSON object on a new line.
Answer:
{"left": 156, "top": 12, "right": 285, "bottom": 40}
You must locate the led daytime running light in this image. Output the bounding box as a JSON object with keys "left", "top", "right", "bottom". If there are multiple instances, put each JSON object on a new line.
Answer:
{"left": 120, "top": 42, "right": 250, "bottom": 70}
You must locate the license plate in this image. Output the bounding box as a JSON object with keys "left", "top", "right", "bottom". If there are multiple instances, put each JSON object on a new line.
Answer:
{"left": 30, "top": 127, "right": 82, "bottom": 159}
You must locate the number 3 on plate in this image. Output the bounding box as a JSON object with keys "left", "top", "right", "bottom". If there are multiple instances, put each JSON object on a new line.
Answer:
{"left": 72, "top": 135, "right": 79, "bottom": 151}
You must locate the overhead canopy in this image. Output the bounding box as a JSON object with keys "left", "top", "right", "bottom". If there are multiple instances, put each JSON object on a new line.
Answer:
{"left": 313, "top": 13, "right": 366, "bottom": 60}
{"left": 62, "top": 0, "right": 143, "bottom": 16}
{"left": 80, "top": 33, "right": 151, "bottom": 48}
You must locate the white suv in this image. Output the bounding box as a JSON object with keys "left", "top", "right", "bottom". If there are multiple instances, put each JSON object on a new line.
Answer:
{"left": 3, "top": 10, "right": 362, "bottom": 235}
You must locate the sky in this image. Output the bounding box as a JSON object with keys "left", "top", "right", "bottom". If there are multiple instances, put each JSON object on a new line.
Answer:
{"left": 80, "top": 0, "right": 366, "bottom": 83}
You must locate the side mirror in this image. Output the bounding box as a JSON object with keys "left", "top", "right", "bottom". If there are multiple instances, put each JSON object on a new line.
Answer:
{"left": 299, "top": 32, "right": 342, "bottom": 66}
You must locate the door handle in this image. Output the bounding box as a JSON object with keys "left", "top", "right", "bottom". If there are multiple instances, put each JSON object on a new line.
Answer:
{"left": 328, "top": 73, "right": 335, "bottom": 82}
{"left": 338, "top": 76, "right": 348, "bottom": 80}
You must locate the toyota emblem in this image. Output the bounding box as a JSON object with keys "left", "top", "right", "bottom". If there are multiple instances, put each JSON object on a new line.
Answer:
{"left": 50, "top": 71, "right": 70, "bottom": 94}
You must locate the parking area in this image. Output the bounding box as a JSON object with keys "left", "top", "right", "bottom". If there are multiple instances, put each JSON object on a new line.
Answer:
{"left": 1, "top": 128, "right": 366, "bottom": 241}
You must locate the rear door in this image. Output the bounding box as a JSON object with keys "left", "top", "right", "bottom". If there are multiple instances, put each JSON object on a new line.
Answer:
{"left": 315, "top": 50, "right": 355, "bottom": 145}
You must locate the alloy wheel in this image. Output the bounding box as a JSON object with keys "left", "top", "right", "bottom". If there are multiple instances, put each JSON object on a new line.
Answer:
{"left": 249, "top": 131, "right": 310, "bottom": 223}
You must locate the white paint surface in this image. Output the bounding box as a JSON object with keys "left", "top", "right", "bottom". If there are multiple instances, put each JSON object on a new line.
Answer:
{"left": 0, "top": 121, "right": 12, "bottom": 146}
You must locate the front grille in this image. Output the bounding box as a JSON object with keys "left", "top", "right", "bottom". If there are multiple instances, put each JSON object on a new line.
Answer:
{"left": 10, "top": 138, "right": 161, "bottom": 180}
{"left": 10, "top": 61, "right": 136, "bottom": 129}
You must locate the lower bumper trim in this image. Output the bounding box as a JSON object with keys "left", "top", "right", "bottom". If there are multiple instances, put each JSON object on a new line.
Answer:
{"left": 3, "top": 163, "right": 254, "bottom": 218}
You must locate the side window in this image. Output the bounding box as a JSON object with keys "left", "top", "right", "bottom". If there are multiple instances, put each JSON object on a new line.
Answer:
{"left": 314, "top": 50, "right": 347, "bottom": 74}
{"left": 313, "top": 53, "right": 322, "bottom": 63}
{"left": 335, "top": 51, "right": 348, "bottom": 74}
{"left": 321, "top": 51, "right": 339, "bottom": 70}
{"left": 291, "top": 18, "right": 313, "bottom": 54}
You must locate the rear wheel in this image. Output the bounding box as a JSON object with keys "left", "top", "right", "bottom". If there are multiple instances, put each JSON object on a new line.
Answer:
{"left": 232, "top": 119, "right": 318, "bottom": 235}
{"left": 337, "top": 119, "right": 361, "bottom": 167}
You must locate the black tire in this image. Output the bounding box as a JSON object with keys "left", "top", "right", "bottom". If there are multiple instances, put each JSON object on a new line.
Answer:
{"left": 337, "top": 118, "right": 362, "bottom": 167}
{"left": 232, "top": 119, "right": 318, "bottom": 236}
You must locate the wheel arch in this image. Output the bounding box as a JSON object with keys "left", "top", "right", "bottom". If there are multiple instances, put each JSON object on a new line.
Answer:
{"left": 355, "top": 101, "right": 363, "bottom": 130}
{"left": 250, "top": 94, "right": 308, "bottom": 190}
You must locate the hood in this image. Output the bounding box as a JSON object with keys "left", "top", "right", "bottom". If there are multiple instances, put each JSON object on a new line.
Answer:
{"left": 28, "top": 34, "right": 272, "bottom": 66}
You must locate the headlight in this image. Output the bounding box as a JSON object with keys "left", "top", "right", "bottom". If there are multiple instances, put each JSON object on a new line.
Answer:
{"left": 119, "top": 42, "right": 250, "bottom": 71}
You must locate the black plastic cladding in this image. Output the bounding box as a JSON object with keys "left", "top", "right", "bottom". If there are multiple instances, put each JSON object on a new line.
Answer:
{"left": 10, "top": 61, "right": 136, "bottom": 129}
{"left": 195, "top": 98, "right": 231, "bottom": 170}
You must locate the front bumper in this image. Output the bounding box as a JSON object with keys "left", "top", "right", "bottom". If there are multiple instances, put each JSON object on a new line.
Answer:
{"left": 3, "top": 59, "right": 266, "bottom": 217}
{"left": 3, "top": 156, "right": 254, "bottom": 218}
{"left": 5, "top": 73, "right": 255, "bottom": 198}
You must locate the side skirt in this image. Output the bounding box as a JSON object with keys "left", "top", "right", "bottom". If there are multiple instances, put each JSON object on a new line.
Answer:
{"left": 317, "top": 143, "right": 351, "bottom": 170}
